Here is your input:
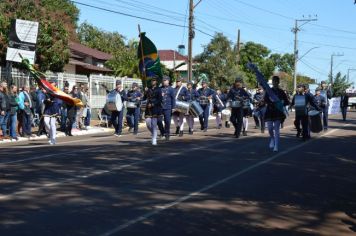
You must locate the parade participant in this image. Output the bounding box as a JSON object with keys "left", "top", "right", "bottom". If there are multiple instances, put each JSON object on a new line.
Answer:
{"left": 111, "top": 80, "right": 127, "bottom": 137}
{"left": 60, "top": 86, "right": 69, "bottom": 132}
{"left": 143, "top": 77, "right": 162, "bottom": 145}
{"left": 159, "top": 76, "right": 175, "bottom": 140}
{"left": 36, "top": 88, "right": 47, "bottom": 136}
{"left": 314, "top": 88, "right": 327, "bottom": 123}
{"left": 224, "top": 88, "right": 231, "bottom": 128}
{"left": 242, "top": 86, "right": 252, "bottom": 136}
{"left": 173, "top": 78, "right": 187, "bottom": 136}
{"left": 198, "top": 78, "right": 214, "bottom": 132}
{"left": 227, "top": 77, "right": 249, "bottom": 138}
{"left": 185, "top": 81, "right": 199, "bottom": 134}
{"left": 213, "top": 89, "right": 226, "bottom": 129}
{"left": 126, "top": 82, "right": 142, "bottom": 135}
{"left": 319, "top": 81, "right": 332, "bottom": 130}
{"left": 8, "top": 85, "right": 19, "bottom": 141}
{"left": 291, "top": 84, "right": 319, "bottom": 141}
{"left": 264, "top": 76, "right": 290, "bottom": 152}
{"left": 18, "top": 85, "right": 34, "bottom": 138}
{"left": 65, "top": 86, "right": 78, "bottom": 136}
{"left": 43, "top": 87, "right": 62, "bottom": 145}
{"left": 340, "top": 90, "right": 349, "bottom": 121}
{"left": 253, "top": 87, "right": 266, "bottom": 133}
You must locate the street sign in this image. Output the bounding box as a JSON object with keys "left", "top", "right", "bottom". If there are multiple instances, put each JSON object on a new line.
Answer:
{"left": 6, "top": 19, "right": 39, "bottom": 64}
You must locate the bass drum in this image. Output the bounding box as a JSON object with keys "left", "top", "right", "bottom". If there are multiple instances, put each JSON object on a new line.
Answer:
{"left": 189, "top": 100, "right": 204, "bottom": 117}
{"left": 221, "top": 109, "right": 231, "bottom": 122}
{"left": 106, "top": 91, "right": 123, "bottom": 111}
{"left": 175, "top": 100, "right": 190, "bottom": 114}
{"left": 308, "top": 110, "right": 323, "bottom": 133}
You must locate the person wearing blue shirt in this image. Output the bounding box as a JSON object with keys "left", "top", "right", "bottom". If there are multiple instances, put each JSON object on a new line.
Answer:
{"left": 197, "top": 79, "right": 214, "bottom": 132}
{"left": 227, "top": 77, "right": 249, "bottom": 138}
{"left": 319, "top": 81, "right": 332, "bottom": 130}
{"left": 126, "top": 82, "right": 142, "bottom": 135}
{"left": 213, "top": 89, "right": 226, "bottom": 129}
{"left": 173, "top": 78, "right": 188, "bottom": 137}
{"left": 18, "top": 85, "right": 34, "bottom": 137}
{"left": 185, "top": 82, "right": 199, "bottom": 134}
{"left": 158, "top": 76, "right": 175, "bottom": 140}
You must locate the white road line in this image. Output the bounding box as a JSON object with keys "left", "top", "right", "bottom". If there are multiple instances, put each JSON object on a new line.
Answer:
{"left": 100, "top": 124, "right": 348, "bottom": 236}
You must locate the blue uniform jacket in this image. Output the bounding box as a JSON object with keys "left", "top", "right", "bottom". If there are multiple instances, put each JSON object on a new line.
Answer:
{"left": 227, "top": 87, "right": 249, "bottom": 101}
{"left": 161, "top": 86, "right": 175, "bottom": 110}
{"left": 185, "top": 88, "right": 199, "bottom": 102}
{"left": 175, "top": 86, "right": 188, "bottom": 101}
{"left": 197, "top": 87, "right": 215, "bottom": 103}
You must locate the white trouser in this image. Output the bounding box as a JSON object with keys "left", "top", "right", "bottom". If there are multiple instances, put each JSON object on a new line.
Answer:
{"left": 44, "top": 116, "right": 56, "bottom": 144}
{"left": 215, "top": 112, "right": 222, "bottom": 126}
{"left": 267, "top": 120, "right": 281, "bottom": 149}
{"left": 243, "top": 117, "right": 249, "bottom": 131}
{"left": 173, "top": 113, "right": 185, "bottom": 131}
{"left": 186, "top": 115, "right": 195, "bottom": 130}
{"left": 146, "top": 118, "right": 158, "bottom": 142}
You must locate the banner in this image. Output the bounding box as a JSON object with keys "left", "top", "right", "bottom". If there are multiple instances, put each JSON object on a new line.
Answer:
{"left": 328, "top": 97, "right": 341, "bottom": 115}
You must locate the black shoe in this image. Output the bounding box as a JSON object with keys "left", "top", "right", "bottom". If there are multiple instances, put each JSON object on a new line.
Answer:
{"left": 203, "top": 128, "right": 207, "bottom": 132}
{"left": 261, "top": 129, "right": 265, "bottom": 133}
{"left": 218, "top": 124, "right": 222, "bottom": 129}
{"left": 133, "top": 131, "right": 138, "bottom": 135}
{"left": 179, "top": 131, "right": 183, "bottom": 137}
{"left": 243, "top": 131, "right": 247, "bottom": 136}
{"left": 225, "top": 121, "right": 229, "bottom": 128}
{"left": 175, "top": 127, "right": 180, "bottom": 135}
{"left": 281, "top": 123, "right": 284, "bottom": 129}
{"left": 296, "top": 131, "right": 301, "bottom": 137}
{"left": 165, "top": 135, "right": 170, "bottom": 141}
{"left": 189, "top": 130, "right": 193, "bottom": 135}
{"left": 200, "top": 125, "right": 204, "bottom": 130}
{"left": 68, "top": 133, "right": 73, "bottom": 136}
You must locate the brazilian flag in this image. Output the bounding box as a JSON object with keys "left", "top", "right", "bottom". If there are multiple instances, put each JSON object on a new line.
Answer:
{"left": 137, "top": 32, "right": 162, "bottom": 84}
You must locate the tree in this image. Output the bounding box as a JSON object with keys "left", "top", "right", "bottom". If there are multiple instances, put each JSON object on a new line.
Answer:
{"left": 194, "top": 33, "right": 239, "bottom": 89}
{"left": 77, "top": 22, "right": 126, "bottom": 54}
{"left": 0, "top": 0, "right": 79, "bottom": 72}
{"left": 331, "top": 72, "right": 353, "bottom": 97}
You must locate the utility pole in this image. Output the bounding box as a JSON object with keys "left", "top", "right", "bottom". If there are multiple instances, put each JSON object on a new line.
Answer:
{"left": 292, "top": 16, "right": 317, "bottom": 92}
{"left": 330, "top": 53, "right": 344, "bottom": 85}
{"left": 236, "top": 29, "right": 241, "bottom": 64}
{"left": 187, "top": 0, "right": 194, "bottom": 82}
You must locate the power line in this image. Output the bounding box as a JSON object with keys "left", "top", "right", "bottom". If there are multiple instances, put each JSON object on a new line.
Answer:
{"left": 73, "top": 1, "right": 214, "bottom": 37}
{"left": 300, "top": 59, "right": 329, "bottom": 77}
{"left": 299, "top": 40, "right": 356, "bottom": 51}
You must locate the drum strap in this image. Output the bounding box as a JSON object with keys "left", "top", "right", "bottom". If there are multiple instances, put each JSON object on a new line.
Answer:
{"left": 175, "top": 86, "right": 184, "bottom": 100}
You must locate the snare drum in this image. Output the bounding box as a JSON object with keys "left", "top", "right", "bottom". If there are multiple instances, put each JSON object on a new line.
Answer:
{"left": 221, "top": 109, "right": 231, "bottom": 121}
{"left": 106, "top": 92, "right": 123, "bottom": 111}
{"left": 199, "top": 96, "right": 209, "bottom": 105}
{"left": 230, "top": 100, "right": 242, "bottom": 108}
{"left": 126, "top": 101, "right": 137, "bottom": 109}
{"left": 175, "top": 100, "right": 190, "bottom": 114}
{"left": 243, "top": 100, "right": 250, "bottom": 109}
{"left": 189, "top": 100, "right": 204, "bottom": 117}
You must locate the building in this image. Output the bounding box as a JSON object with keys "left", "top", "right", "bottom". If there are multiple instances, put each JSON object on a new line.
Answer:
{"left": 158, "top": 50, "right": 188, "bottom": 80}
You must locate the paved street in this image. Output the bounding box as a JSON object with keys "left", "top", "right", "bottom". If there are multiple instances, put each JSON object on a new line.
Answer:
{"left": 0, "top": 112, "right": 356, "bottom": 236}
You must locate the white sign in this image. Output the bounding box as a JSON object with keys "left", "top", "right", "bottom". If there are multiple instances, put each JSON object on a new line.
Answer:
{"left": 328, "top": 97, "right": 341, "bottom": 115}
{"left": 6, "top": 19, "right": 39, "bottom": 64}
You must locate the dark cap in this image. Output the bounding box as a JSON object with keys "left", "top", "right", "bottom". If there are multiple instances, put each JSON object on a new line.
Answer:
{"left": 235, "top": 77, "right": 243, "bottom": 83}
{"left": 320, "top": 80, "right": 326, "bottom": 84}
{"left": 116, "top": 80, "right": 122, "bottom": 85}
{"left": 163, "top": 76, "right": 170, "bottom": 81}
{"left": 176, "top": 77, "right": 182, "bottom": 82}
{"left": 132, "top": 82, "right": 138, "bottom": 87}
{"left": 187, "top": 81, "right": 193, "bottom": 86}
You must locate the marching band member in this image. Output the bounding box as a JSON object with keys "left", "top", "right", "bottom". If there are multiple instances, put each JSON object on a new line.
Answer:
{"left": 186, "top": 82, "right": 199, "bottom": 134}
{"left": 227, "top": 77, "right": 249, "bottom": 138}
{"left": 173, "top": 78, "right": 187, "bottom": 137}
{"left": 43, "top": 88, "right": 62, "bottom": 145}
{"left": 198, "top": 79, "right": 214, "bottom": 132}
{"left": 242, "top": 86, "right": 252, "bottom": 136}
{"left": 253, "top": 87, "right": 266, "bottom": 133}
{"left": 291, "top": 84, "right": 319, "bottom": 141}
{"left": 224, "top": 88, "right": 231, "bottom": 128}
{"left": 143, "top": 77, "right": 162, "bottom": 146}
{"left": 111, "top": 80, "right": 127, "bottom": 137}
{"left": 264, "top": 76, "right": 290, "bottom": 152}
{"left": 213, "top": 89, "right": 226, "bottom": 129}
{"left": 319, "top": 81, "right": 332, "bottom": 130}
{"left": 159, "top": 76, "right": 175, "bottom": 140}
{"left": 126, "top": 82, "right": 142, "bottom": 135}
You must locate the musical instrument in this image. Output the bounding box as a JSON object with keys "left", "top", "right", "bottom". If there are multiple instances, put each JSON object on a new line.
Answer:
{"left": 189, "top": 100, "right": 204, "bottom": 117}
{"left": 126, "top": 101, "right": 137, "bottom": 109}
{"left": 215, "top": 94, "right": 224, "bottom": 107}
{"left": 140, "top": 100, "right": 147, "bottom": 112}
{"left": 174, "top": 100, "right": 190, "bottom": 114}
{"left": 242, "top": 99, "right": 250, "bottom": 109}
{"left": 225, "top": 101, "right": 231, "bottom": 108}
{"left": 294, "top": 95, "right": 307, "bottom": 116}
{"left": 308, "top": 110, "right": 323, "bottom": 133}
{"left": 221, "top": 109, "right": 231, "bottom": 121}
{"left": 230, "top": 100, "right": 242, "bottom": 108}
{"left": 199, "top": 96, "right": 209, "bottom": 105}
{"left": 106, "top": 91, "right": 123, "bottom": 111}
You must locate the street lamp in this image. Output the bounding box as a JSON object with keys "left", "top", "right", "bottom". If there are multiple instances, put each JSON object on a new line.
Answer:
{"left": 330, "top": 53, "right": 344, "bottom": 85}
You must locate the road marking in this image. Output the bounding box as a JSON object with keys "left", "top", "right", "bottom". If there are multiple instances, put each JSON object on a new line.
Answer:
{"left": 100, "top": 124, "right": 348, "bottom": 236}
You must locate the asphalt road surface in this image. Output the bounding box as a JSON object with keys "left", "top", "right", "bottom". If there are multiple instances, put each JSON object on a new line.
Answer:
{"left": 1, "top": 111, "right": 356, "bottom": 236}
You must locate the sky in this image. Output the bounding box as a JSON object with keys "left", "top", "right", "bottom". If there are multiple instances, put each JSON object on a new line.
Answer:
{"left": 74, "top": 0, "right": 356, "bottom": 85}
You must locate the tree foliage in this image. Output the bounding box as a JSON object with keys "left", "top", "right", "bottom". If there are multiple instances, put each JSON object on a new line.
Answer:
{"left": 0, "top": 0, "right": 79, "bottom": 72}
{"left": 194, "top": 33, "right": 239, "bottom": 89}
{"left": 331, "top": 72, "right": 353, "bottom": 97}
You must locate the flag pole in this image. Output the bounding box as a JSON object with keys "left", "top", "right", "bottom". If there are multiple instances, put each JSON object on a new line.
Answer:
{"left": 138, "top": 24, "right": 147, "bottom": 88}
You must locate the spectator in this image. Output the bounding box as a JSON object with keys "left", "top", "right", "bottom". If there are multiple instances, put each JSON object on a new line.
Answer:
{"left": 65, "top": 85, "right": 79, "bottom": 136}
{"left": 340, "top": 91, "right": 349, "bottom": 121}
{"left": 0, "top": 81, "right": 9, "bottom": 140}
{"left": 30, "top": 86, "right": 38, "bottom": 115}
{"left": 8, "top": 85, "right": 19, "bottom": 141}
{"left": 37, "top": 88, "right": 47, "bottom": 136}
{"left": 19, "top": 85, "right": 34, "bottom": 138}
{"left": 71, "top": 85, "right": 80, "bottom": 129}
{"left": 60, "top": 86, "right": 69, "bottom": 132}
{"left": 82, "top": 87, "right": 91, "bottom": 129}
